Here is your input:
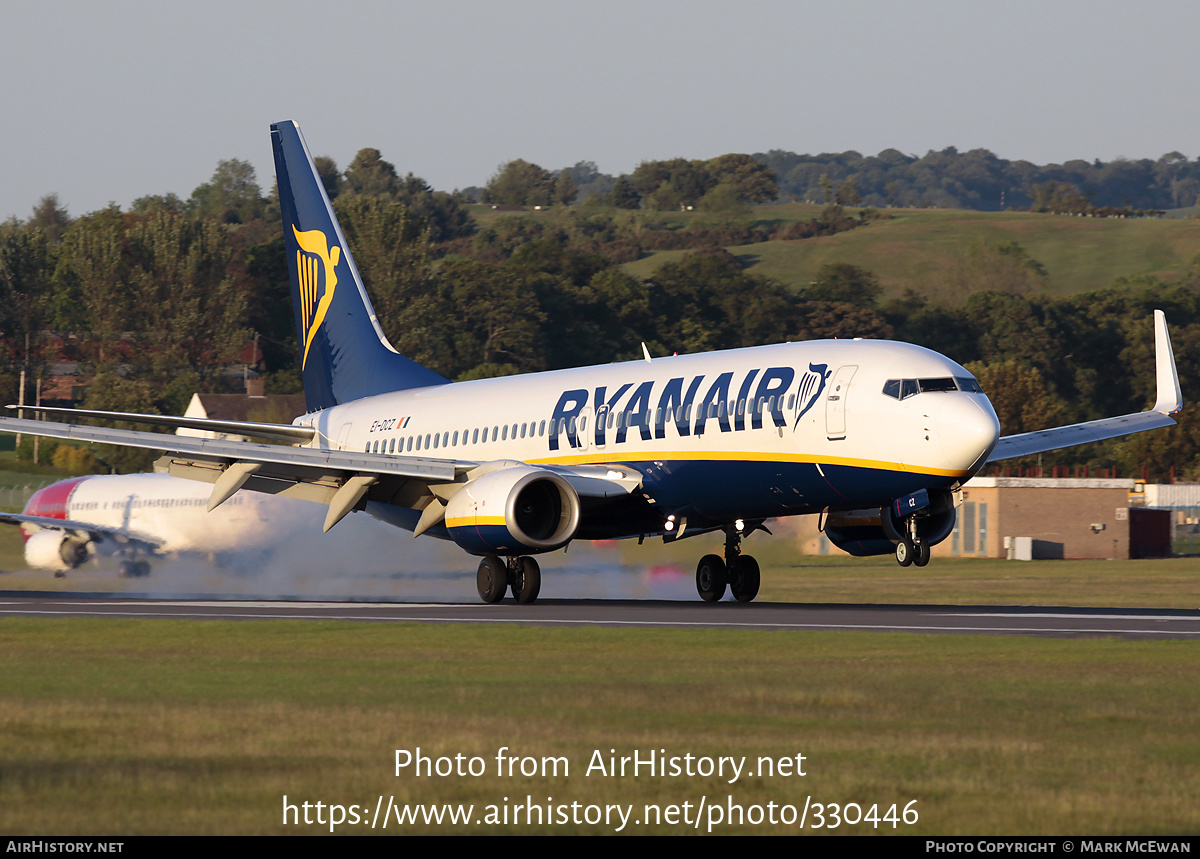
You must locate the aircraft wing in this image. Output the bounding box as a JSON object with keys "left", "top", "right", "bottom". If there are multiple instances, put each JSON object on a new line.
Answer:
{"left": 0, "top": 417, "right": 643, "bottom": 533}
{"left": 0, "top": 511, "right": 163, "bottom": 549}
{"left": 5, "top": 405, "right": 316, "bottom": 444}
{"left": 0, "top": 416, "right": 465, "bottom": 530}
{"left": 986, "top": 309, "right": 1182, "bottom": 463}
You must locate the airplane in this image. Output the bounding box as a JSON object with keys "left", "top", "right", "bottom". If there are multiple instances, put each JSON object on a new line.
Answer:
{"left": 0, "top": 121, "right": 1182, "bottom": 604}
{"left": 1, "top": 472, "right": 336, "bottom": 577}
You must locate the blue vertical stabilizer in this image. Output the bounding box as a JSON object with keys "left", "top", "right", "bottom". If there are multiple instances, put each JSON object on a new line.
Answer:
{"left": 271, "top": 120, "right": 449, "bottom": 412}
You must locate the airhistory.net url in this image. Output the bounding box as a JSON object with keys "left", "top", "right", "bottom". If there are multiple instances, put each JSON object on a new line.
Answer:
{"left": 281, "top": 794, "right": 919, "bottom": 833}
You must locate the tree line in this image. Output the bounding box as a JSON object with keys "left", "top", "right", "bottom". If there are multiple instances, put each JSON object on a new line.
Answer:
{"left": 473, "top": 146, "right": 1200, "bottom": 215}
{"left": 756, "top": 147, "right": 1200, "bottom": 212}
{"left": 4, "top": 145, "right": 1200, "bottom": 478}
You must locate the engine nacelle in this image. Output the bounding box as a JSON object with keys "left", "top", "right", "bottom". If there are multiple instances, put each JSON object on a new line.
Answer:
{"left": 824, "top": 491, "right": 956, "bottom": 557}
{"left": 823, "top": 508, "right": 896, "bottom": 557}
{"left": 444, "top": 467, "right": 580, "bottom": 555}
{"left": 24, "top": 530, "right": 90, "bottom": 571}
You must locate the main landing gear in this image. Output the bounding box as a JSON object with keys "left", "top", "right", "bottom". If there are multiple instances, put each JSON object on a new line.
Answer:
{"left": 119, "top": 559, "right": 151, "bottom": 578}
{"left": 476, "top": 554, "right": 542, "bottom": 605}
{"left": 695, "top": 523, "right": 761, "bottom": 603}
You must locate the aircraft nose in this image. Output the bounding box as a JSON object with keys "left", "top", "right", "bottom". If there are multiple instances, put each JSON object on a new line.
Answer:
{"left": 937, "top": 395, "right": 1000, "bottom": 472}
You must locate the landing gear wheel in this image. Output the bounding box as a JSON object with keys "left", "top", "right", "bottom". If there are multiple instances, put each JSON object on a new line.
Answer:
{"left": 476, "top": 555, "right": 507, "bottom": 603}
{"left": 914, "top": 541, "right": 931, "bottom": 567}
{"left": 728, "top": 555, "right": 760, "bottom": 603}
{"left": 696, "top": 554, "right": 728, "bottom": 602}
{"left": 895, "top": 539, "right": 915, "bottom": 567}
{"left": 511, "top": 556, "right": 541, "bottom": 605}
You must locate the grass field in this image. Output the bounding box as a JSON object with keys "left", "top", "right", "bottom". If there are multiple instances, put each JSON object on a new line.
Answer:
{"left": 622, "top": 206, "right": 1200, "bottom": 299}
{"left": 0, "top": 617, "right": 1196, "bottom": 835}
{"left": 2, "top": 547, "right": 1198, "bottom": 835}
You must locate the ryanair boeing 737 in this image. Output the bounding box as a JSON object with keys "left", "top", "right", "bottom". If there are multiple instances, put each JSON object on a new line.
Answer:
{"left": 1, "top": 122, "right": 1182, "bottom": 604}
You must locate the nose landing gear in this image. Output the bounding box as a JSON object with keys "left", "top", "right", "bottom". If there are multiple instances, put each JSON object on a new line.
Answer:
{"left": 695, "top": 521, "right": 764, "bottom": 602}
{"left": 886, "top": 489, "right": 949, "bottom": 568}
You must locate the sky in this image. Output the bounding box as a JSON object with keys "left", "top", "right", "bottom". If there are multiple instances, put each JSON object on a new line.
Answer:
{"left": 4, "top": 0, "right": 1199, "bottom": 221}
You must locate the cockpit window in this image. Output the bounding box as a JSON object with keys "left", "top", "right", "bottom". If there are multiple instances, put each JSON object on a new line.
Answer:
{"left": 883, "top": 376, "right": 984, "bottom": 399}
{"left": 918, "top": 377, "right": 957, "bottom": 393}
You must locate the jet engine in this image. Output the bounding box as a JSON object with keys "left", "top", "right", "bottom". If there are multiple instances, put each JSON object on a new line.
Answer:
{"left": 823, "top": 490, "right": 956, "bottom": 557}
{"left": 24, "top": 530, "right": 90, "bottom": 571}
{"left": 444, "top": 466, "right": 581, "bottom": 555}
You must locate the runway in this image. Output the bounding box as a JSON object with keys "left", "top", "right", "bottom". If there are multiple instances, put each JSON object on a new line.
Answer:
{"left": 2, "top": 592, "right": 1199, "bottom": 639}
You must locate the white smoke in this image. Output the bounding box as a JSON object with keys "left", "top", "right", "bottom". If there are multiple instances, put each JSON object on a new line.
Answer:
{"left": 44, "top": 512, "right": 699, "bottom": 602}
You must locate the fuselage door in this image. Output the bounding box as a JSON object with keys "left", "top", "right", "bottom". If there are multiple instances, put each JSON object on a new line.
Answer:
{"left": 825, "top": 365, "right": 858, "bottom": 440}
{"left": 336, "top": 423, "right": 353, "bottom": 451}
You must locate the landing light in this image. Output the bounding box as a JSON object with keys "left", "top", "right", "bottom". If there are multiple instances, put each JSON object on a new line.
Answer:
{"left": 735, "top": 518, "right": 745, "bottom": 532}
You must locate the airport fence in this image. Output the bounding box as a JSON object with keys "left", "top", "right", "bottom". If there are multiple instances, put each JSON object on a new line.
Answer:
{"left": 1169, "top": 506, "right": 1200, "bottom": 555}
{"left": 0, "top": 478, "right": 59, "bottom": 510}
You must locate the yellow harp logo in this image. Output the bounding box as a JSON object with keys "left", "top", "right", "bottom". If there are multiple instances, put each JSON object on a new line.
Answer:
{"left": 293, "top": 225, "right": 342, "bottom": 369}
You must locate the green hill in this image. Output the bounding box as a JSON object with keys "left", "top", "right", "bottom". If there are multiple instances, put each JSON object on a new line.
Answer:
{"left": 622, "top": 206, "right": 1200, "bottom": 301}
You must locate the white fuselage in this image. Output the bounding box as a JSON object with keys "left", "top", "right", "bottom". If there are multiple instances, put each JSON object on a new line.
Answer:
{"left": 296, "top": 339, "right": 999, "bottom": 524}
{"left": 22, "top": 473, "right": 326, "bottom": 555}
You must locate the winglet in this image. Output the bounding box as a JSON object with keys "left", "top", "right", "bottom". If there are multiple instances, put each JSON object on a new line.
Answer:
{"left": 1153, "top": 309, "right": 1182, "bottom": 415}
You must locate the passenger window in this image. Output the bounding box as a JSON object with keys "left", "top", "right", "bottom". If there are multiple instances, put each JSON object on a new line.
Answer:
{"left": 415, "top": 436, "right": 422, "bottom": 451}
{"left": 539, "top": 420, "right": 546, "bottom": 436}
{"left": 390, "top": 438, "right": 396, "bottom": 453}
